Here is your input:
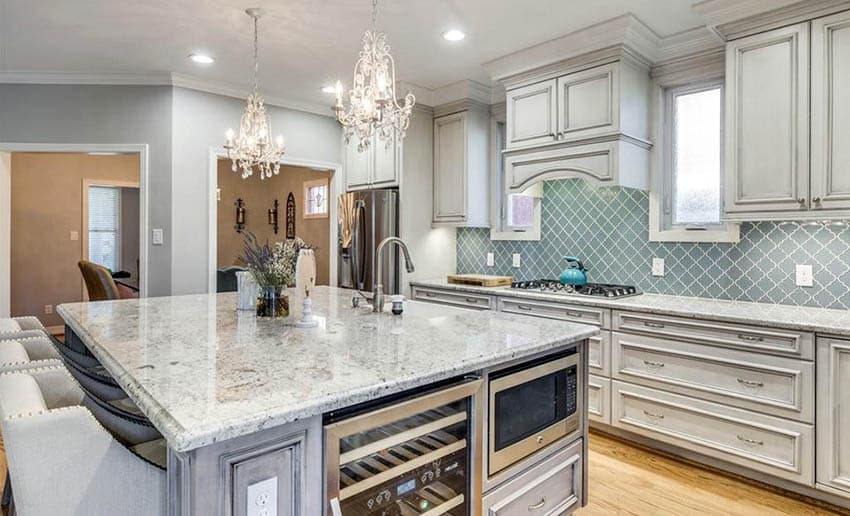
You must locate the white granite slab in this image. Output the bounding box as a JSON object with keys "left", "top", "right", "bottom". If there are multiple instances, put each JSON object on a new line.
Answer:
{"left": 411, "top": 279, "right": 850, "bottom": 336}
{"left": 57, "top": 287, "right": 597, "bottom": 452}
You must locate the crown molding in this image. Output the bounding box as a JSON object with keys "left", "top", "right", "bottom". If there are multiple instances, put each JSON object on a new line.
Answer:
{"left": 0, "top": 70, "right": 335, "bottom": 117}
{"left": 651, "top": 49, "right": 725, "bottom": 84}
{"left": 483, "top": 14, "right": 661, "bottom": 84}
{"left": 397, "top": 79, "right": 495, "bottom": 108}
{"left": 694, "top": 0, "right": 850, "bottom": 40}
{"left": 656, "top": 26, "right": 724, "bottom": 64}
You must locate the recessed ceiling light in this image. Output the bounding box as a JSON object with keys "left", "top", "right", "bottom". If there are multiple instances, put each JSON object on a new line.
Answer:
{"left": 189, "top": 53, "right": 215, "bottom": 64}
{"left": 321, "top": 85, "right": 338, "bottom": 94}
{"left": 442, "top": 29, "right": 466, "bottom": 42}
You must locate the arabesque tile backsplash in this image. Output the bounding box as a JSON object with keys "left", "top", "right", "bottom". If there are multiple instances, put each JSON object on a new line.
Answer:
{"left": 457, "top": 179, "right": 850, "bottom": 310}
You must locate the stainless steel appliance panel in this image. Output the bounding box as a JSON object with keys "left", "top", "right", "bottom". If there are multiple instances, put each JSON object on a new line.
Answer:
{"left": 338, "top": 189, "right": 399, "bottom": 294}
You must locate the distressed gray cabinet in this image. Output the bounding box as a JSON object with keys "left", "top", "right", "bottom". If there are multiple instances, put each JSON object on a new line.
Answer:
{"left": 344, "top": 132, "right": 401, "bottom": 191}
{"left": 724, "top": 22, "right": 810, "bottom": 218}
{"left": 817, "top": 337, "right": 850, "bottom": 496}
{"left": 811, "top": 10, "right": 850, "bottom": 212}
{"left": 505, "top": 79, "right": 558, "bottom": 149}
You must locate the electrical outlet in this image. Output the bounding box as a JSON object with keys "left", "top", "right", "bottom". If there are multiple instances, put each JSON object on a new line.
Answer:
{"left": 795, "top": 264, "right": 813, "bottom": 287}
{"left": 69, "top": 230, "right": 79, "bottom": 241}
{"left": 486, "top": 253, "right": 495, "bottom": 267}
{"left": 651, "top": 258, "right": 665, "bottom": 277}
{"left": 512, "top": 253, "right": 521, "bottom": 268}
{"left": 246, "top": 477, "right": 277, "bottom": 516}
{"left": 44, "top": 305, "right": 53, "bottom": 315}
{"left": 152, "top": 228, "right": 164, "bottom": 246}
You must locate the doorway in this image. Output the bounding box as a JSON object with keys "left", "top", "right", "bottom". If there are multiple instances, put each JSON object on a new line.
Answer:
{"left": 5, "top": 151, "right": 142, "bottom": 331}
{"left": 215, "top": 159, "right": 335, "bottom": 288}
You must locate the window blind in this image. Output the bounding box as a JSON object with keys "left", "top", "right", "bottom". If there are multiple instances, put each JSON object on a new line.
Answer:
{"left": 88, "top": 186, "right": 120, "bottom": 271}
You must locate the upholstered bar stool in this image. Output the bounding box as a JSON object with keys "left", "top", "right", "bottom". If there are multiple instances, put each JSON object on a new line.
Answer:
{"left": 0, "top": 317, "right": 49, "bottom": 341}
{"left": 0, "top": 335, "right": 63, "bottom": 373}
{"left": 0, "top": 367, "right": 166, "bottom": 516}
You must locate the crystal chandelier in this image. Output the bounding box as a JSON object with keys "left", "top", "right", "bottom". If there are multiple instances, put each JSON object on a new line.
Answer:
{"left": 333, "top": 0, "right": 415, "bottom": 152}
{"left": 224, "top": 8, "right": 285, "bottom": 180}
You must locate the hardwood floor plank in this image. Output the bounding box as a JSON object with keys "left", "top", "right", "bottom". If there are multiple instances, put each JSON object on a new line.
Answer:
{"left": 579, "top": 431, "right": 848, "bottom": 516}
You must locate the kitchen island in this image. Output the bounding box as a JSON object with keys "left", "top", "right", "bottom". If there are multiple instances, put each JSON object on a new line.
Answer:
{"left": 57, "top": 286, "right": 597, "bottom": 515}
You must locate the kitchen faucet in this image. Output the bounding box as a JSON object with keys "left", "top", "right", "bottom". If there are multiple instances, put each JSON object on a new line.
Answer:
{"left": 372, "top": 237, "right": 415, "bottom": 312}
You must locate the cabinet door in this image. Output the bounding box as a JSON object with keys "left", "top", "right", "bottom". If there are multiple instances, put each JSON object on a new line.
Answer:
{"left": 817, "top": 338, "right": 850, "bottom": 494}
{"left": 344, "top": 134, "right": 372, "bottom": 191}
{"left": 372, "top": 131, "right": 401, "bottom": 188}
{"left": 812, "top": 12, "right": 850, "bottom": 211}
{"left": 505, "top": 79, "right": 558, "bottom": 149}
{"left": 724, "top": 23, "right": 810, "bottom": 215}
{"left": 557, "top": 62, "right": 618, "bottom": 141}
{"left": 433, "top": 112, "right": 468, "bottom": 223}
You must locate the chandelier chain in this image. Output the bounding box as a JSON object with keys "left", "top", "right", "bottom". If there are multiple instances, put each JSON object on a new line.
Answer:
{"left": 371, "top": 0, "right": 378, "bottom": 29}
{"left": 252, "top": 14, "right": 259, "bottom": 94}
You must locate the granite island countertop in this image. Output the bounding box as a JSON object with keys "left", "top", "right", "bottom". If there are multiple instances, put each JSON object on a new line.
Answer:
{"left": 411, "top": 278, "right": 850, "bottom": 336}
{"left": 57, "top": 287, "right": 597, "bottom": 452}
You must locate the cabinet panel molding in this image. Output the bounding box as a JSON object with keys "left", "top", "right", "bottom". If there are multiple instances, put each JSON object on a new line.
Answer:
{"left": 817, "top": 337, "right": 850, "bottom": 494}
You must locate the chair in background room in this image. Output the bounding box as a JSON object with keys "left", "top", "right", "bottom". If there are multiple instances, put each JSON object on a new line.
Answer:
{"left": 78, "top": 260, "right": 135, "bottom": 301}
{"left": 217, "top": 265, "right": 246, "bottom": 293}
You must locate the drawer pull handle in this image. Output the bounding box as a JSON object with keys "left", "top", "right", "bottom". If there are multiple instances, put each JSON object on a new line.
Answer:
{"left": 643, "top": 360, "right": 665, "bottom": 368}
{"left": 464, "top": 297, "right": 478, "bottom": 304}
{"left": 528, "top": 498, "right": 546, "bottom": 511}
{"left": 517, "top": 304, "right": 533, "bottom": 311}
{"left": 424, "top": 292, "right": 436, "bottom": 298}
{"left": 566, "top": 311, "right": 583, "bottom": 318}
{"left": 737, "top": 378, "right": 764, "bottom": 388}
{"left": 643, "top": 410, "right": 664, "bottom": 419}
{"left": 737, "top": 334, "right": 764, "bottom": 342}
{"left": 644, "top": 321, "right": 665, "bottom": 329}
{"left": 737, "top": 435, "right": 764, "bottom": 446}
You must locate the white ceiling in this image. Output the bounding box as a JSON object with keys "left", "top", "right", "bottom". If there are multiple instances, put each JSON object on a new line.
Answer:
{"left": 0, "top": 0, "right": 706, "bottom": 110}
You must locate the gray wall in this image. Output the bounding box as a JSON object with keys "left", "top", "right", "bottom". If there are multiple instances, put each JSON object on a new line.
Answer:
{"left": 0, "top": 84, "right": 173, "bottom": 296}
{"left": 170, "top": 87, "right": 342, "bottom": 295}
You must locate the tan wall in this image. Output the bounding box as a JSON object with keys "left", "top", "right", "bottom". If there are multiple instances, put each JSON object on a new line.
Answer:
{"left": 217, "top": 162, "right": 333, "bottom": 286}
{"left": 11, "top": 152, "right": 140, "bottom": 327}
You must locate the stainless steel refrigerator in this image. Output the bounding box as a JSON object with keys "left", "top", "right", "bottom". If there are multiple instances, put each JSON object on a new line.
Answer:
{"left": 338, "top": 189, "right": 399, "bottom": 294}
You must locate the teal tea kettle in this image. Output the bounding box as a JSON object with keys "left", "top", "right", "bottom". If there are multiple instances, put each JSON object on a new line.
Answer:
{"left": 559, "top": 256, "right": 588, "bottom": 286}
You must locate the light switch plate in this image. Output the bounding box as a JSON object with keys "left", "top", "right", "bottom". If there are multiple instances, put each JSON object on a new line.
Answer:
{"left": 486, "top": 253, "right": 495, "bottom": 267}
{"left": 70, "top": 230, "right": 79, "bottom": 241}
{"left": 44, "top": 305, "right": 53, "bottom": 315}
{"left": 246, "top": 477, "right": 277, "bottom": 516}
{"left": 512, "top": 253, "right": 521, "bottom": 268}
{"left": 152, "top": 228, "right": 164, "bottom": 246}
{"left": 795, "top": 264, "right": 813, "bottom": 287}
{"left": 651, "top": 258, "right": 665, "bottom": 277}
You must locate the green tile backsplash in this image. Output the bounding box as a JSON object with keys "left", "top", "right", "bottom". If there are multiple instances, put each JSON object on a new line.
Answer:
{"left": 457, "top": 179, "right": 850, "bottom": 309}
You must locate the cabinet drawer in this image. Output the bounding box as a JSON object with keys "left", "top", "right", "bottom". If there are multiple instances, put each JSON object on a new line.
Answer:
{"left": 588, "top": 331, "right": 611, "bottom": 376}
{"left": 411, "top": 287, "right": 494, "bottom": 310}
{"left": 613, "top": 311, "right": 814, "bottom": 360}
{"left": 500, "top": 297, "right": 610, "bottom": 328}
{"left": 483, "top": 439, "right": 582, "bottom": 515}
{"left": 612, "top": 333, "right": 813, "bottom": 423}
{"left": 588, "top": 375, "right": 611, "bottom": 425}
{"left": 612, "top": 381, "right": 814, "bottom": 485}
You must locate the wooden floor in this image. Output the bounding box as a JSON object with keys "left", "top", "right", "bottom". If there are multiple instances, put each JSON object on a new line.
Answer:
{"left": 580, "top": 431, "right": 848, "bottom": 515}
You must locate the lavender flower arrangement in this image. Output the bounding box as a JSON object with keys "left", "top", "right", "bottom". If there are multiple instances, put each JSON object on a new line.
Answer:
{"left": 240, "top": 233, "right": 313, "bottom": 288}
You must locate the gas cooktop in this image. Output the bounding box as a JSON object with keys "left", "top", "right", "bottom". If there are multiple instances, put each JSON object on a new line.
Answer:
{"left": 509, "top": 279, "right": 640, "bottom": 298}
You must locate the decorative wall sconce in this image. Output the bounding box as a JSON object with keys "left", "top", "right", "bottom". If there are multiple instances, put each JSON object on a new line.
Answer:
{"left": 235, "top": 198, "right": 246, "bottom": 233}
{"left": 286, "top": 192, "right": 296, "bottom": 239}
{"left": 268, "top": 199, "right": 280, "bottom": 234}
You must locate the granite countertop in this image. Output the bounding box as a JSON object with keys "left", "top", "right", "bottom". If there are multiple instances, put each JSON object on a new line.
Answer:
{"left": 411, "top": 278, "right": 850, "bottom": 337}
{"left": 57, "top": 287, "right": 597, "bottom": 452}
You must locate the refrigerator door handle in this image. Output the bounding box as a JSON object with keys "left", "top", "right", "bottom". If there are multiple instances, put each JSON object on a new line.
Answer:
{"left": 352, "top": 200, "right": 367, "bottom": 291}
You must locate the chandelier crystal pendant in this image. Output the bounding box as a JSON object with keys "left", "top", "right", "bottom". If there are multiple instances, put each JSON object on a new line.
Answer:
{"left": 224, "top": 8, "right": 285, "bottom": 180}
{"left": 333, "top": 0, "right": 415, "bottom": 152}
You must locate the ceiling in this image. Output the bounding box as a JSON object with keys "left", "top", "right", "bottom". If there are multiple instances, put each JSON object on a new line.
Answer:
{"left": 0, "top": 0, "right": 706, "bottom": 111}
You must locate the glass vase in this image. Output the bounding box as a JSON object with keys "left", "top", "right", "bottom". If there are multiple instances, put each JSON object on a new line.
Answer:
{"left": 256, "top": 286, "right": 289, "bottom": 318}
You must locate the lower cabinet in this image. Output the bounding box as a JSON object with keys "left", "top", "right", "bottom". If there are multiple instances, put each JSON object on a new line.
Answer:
{"left": 817, "top": 337, "right": 850, "bottom": 495}
{"left": 410, "top": 286, "right": 494, "bottom": 310}
{"left": 612, "top": 380, "right": 815, "bottom": 486}
{"left": 588, "top": 375, "right": 611, "bottom": 425}
{"left": 483, "top": 439, "right": 583, "bottom": 515}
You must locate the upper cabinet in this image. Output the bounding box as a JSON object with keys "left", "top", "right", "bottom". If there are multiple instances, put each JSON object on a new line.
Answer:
{"left": 724, "top": 23, "right": 810, "bottom": 218}
{"left": 432, "top": 107, "right": 490, "bottom": 227}
{"left": 811, "top": 10, "right": 850, "bottom": 212}
{"left": 724, "top": 11, "right": 850, "bottom": 220}
{"left": 502, "top": 58, "right": 651, "bottom": 192}
{"left": 344, "top": 132, "right": 401, "bottom": 191}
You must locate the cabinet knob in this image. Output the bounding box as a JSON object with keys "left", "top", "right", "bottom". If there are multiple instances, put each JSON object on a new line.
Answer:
{"left": 812, "top": 197, "right": 822, "bottom": 204}
{"left": 797, "top": 197, "right": 807, "bottom": 205}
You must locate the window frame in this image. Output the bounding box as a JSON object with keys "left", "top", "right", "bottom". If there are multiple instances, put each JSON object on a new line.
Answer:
{"left": 649, "top": 64, "right": 739, "bottom": 243}
{"left": 303, "top": 178, "right": 329, "bottom": 219}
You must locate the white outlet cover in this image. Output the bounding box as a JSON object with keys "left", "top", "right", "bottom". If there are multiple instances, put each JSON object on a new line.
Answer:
{"left": 651, "top": 257, "right": 665, "bottom": 277}
{"left": 69, "top": 230, "right": 79, "bottom": 241}
{"left": 486, "top": 252, "right": 495, "bottom": 267}
{"left": 246, "top": 477, "right": 277, "bottom": 516}
{"left": 795, "top": 264, "right": 813, "bottom": 287}
{"left": 44, "top": 305, "right": 53, "bottom": 314}
{"left": 512, "top": 253, "right": 521, "bottom": 268}
{"left": 152, "top": 228, "right": 164, "bottom": 246}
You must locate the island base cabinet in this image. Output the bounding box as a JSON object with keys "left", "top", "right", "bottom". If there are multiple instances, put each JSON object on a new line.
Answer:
{"left": 611, "top": 381, "right": 814, "bottom": 486}
{"left": 588, "top": 375, "right": 611, "bottom": 425}
{"left": 817, "top": 338, "right": 850, "bottom": 497}
{"left": 482, "top": 439, "right": 583, "bottom": 515}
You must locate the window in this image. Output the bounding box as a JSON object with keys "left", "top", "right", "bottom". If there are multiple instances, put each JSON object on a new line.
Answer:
{"left": 304, "top": 178, "right": 329, "bottom": 219}
{"left": 650, "top": 72, "right": 739, "bottom": 243}
{"left": 88, "top": 186, "right": 121, "bottom": 270}
{"left": 490, "top": 119, "right": 543, "bottom": 241}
